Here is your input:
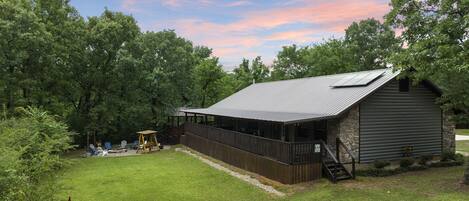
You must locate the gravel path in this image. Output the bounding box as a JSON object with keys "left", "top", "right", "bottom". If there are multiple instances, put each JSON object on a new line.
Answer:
{"left": 456, "top": 135, "right": 469, "bottom": 141}
{"left": 175, "top": 148, "right": 285, "bottom": 197}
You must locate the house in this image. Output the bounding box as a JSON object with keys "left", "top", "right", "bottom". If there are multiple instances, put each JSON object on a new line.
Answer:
{"left": 179, "top": 68, "right": 456, "bottom": 184}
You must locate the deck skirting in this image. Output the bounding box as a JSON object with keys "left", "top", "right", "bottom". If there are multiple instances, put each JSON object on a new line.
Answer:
{"left": 181, "top": 132, "right": 322, "bottom": 184}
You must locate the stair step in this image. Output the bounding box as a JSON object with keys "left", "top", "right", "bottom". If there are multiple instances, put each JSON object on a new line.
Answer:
{"left": 336, "top": 175, "right": 352, "bottom": 181}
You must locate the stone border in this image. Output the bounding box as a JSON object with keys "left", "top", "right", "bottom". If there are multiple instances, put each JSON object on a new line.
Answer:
{"left": 175, "top": 147, "right": 285, "bottom": 197}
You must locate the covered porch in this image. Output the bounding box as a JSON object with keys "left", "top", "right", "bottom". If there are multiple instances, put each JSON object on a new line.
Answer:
{"left": 180, "top": 111, "right": 356, "bottom": 184}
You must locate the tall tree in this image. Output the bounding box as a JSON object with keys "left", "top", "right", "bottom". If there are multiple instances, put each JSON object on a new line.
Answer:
{"left": 233, "top": 56, "right": 270, "bottom": 90}
{"left": 344, "top": 18, "right": 400, "bottom": 70}
{"left": 386, "top": 0, "right": 469, "bottom": 122}
{"left": 193, "top": 57, "right": 225, "bottom": 107}
{"left": 132, "top": 30, "right": 196, "bottom": 125}
{"left": 271, "top": 45, "right": 310, "bottom": 80}
{"left": 0, "top": 0, "right": 50, "bottom": 113}
{"left": 272, "top": 39, "right": 357, "bottom": 80}
{"left": 272, "top": 19, "right": 399, "bottom": 80}
{"left": 67, "top": 10, "right": 140, "bottom": 137}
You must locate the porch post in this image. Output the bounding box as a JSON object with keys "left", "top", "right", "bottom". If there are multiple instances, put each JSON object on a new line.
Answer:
{"left": 280, "top": 123, "right": 286, "bottom": 141}
{"left": 235, "top": 118, "right": 239, "bottom": 131}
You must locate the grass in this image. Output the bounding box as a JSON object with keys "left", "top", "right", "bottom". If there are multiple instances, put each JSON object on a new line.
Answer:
{"left": 457, "top": 141, "right": 469, "bottom": 153}
{"left": 56, "top": 149, "right": 469, "bottom": 201}
{"left": 456, "top": 129, "right": 469, "bottom": 153}
{"left": 57, "top": 150, "right": 273, "bottom": 201}
{"left": 456, "top": 129, "right": 469, "bottom": 136}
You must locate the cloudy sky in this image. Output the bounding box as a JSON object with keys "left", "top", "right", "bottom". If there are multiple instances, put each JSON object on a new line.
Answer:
{"left": 70, "top": 0, "right": 391, "bottom": 71}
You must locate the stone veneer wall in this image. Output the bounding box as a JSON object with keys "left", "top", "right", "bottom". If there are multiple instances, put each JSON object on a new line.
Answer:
{"left": 442, "top": 111, "right": 456, "bottom": 153}
{"left": 326, "top": 105, "right": 360, "bottom": 162}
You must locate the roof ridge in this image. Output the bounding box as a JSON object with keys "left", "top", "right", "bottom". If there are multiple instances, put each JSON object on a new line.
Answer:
{"left": 254, "top": 68, "right": 392, "bottom": 85}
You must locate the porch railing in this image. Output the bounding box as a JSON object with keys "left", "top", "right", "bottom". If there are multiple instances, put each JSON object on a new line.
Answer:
{"left": 184, "top": 122, "right": 322, "bottom": 165}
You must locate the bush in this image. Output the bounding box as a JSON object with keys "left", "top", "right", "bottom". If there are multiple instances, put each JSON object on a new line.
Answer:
{"left": 454, "top": 153, "right": 465, "bottom": 163}
{"left": 400, "top": 157, "right": 415, "bottom": 168}
{"left": 441, "top": 151, "right": 457, "bottom": 162}
{"left": 418, "top": 155, "right": 433, "bottom": 166}
{"left": 0, "top": 107, "right": 73, "bottom": 201}
{"left": 373, "top": 160, "right": 391, "bottom": 169}
{"left": 356, "top": 168, "right": 400, "bottom": 177}
{"left": 429, "top": 160, "right": 464, "bottom": 167}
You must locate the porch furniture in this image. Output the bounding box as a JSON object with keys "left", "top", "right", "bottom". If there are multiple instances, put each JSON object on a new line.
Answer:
{"left": 136, "top": 130, "right": 160, "bottom": 153}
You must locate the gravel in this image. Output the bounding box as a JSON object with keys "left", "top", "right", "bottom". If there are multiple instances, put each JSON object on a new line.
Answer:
{"left": 175, "top": 148, "right": 285, "bottom": 197}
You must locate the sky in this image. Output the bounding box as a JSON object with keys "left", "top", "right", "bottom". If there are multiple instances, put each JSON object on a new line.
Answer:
{"left": 70, "top": 0, "right": 391, "bottom": 71}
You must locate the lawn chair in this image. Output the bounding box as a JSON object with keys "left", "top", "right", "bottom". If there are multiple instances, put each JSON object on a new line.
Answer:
{"left": 132, "top": 140, "right": 139, "bottom": 150}
{"left": 104, "top": 142, "right": 112, "bottom": 150}
{"left": 89, "top": 144, "right": 98, "bottom": 156}
{"left": 120, "top": 140, "right": 127, "bottom": 149}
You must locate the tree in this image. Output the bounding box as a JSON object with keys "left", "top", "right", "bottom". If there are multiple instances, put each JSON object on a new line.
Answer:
{"left": 271, "top": 19, "right": 399, "bottom": 80}
{"left": 0, "top": 0, "right": 50, "bottom": 113}
{"left": 0, "top": 107, "right": 73, "bottom": 200}
{"left": 193, "top": 57, "right": 225, "bottom": 107}
{"left": 386, "top": 0, "right": 469, "bottom": 122}
{"left": 272, "top": 39, "right": 357, "bottom": 80}
{"left": 132, "top": 30, "right": 196, "bottom": 125}
{"left": 271, "top": 45, "right": 310, "bottom": 80}
{"left": 303, "top": 39, "right": 358, "bottom": 76}
{"left": 66, "top": 10, "right": 140, "bottom": 139}
{"left": 233, "top": 56, "right": 270, "bottom": 90}
{"left": 344, "top": 18, "right": 400, "bottom": 70}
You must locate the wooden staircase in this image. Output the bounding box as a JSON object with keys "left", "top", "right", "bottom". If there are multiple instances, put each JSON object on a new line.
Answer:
{"left": 321, "top": 139, "right": 356, "bottom": 183}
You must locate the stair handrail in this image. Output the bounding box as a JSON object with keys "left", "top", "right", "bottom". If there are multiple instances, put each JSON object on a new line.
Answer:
{"left": 321, "top": 140, "right": 339, "bottom": 163}
{"left": 336, "top": 138, "right": 356, "bottom": 179}
{"left": 320, "top": 140, "right": 339, "bottom": 183}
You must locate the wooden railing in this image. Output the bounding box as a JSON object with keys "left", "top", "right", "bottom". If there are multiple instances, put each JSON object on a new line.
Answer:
{"left": 184, "top": 122, "right": 322, "bottom": 165}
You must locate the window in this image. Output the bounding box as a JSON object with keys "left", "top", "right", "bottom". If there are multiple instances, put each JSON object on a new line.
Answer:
{"left": 399, "top": 78, "right": 410, "bottom": 92}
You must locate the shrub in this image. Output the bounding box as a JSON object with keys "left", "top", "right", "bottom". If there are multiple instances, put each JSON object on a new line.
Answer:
{"left": 0, "top": 107, "right": 73, "bottom": 201}
{"left": 373, "top": 160, "right": 391, "bottom": 169}
{"left": 356, "top": 168, "right": 401, "bottom": 177}
{"left": 399, "top": 157, "right": 414, "bottom": 168}
{"left": 418, "top": 155, "right": 433, "bottom": 166}
{"left": 429, "top": 160, "right": 464, "bottom": 167}
{"left": 441, "top": 151, "right": 456, "bottom": 162}
{"left": 454, "top": 153, "right": 465, "bottom": 164}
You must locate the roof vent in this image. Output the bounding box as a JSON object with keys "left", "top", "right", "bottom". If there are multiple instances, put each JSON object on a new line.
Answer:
{"left": 330, "top": 71, "right": 384, "bottom": 88}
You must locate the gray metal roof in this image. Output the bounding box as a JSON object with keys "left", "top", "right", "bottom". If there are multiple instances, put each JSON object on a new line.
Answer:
{"left": 183, "top": 68, "right": 400, "bottom": 124}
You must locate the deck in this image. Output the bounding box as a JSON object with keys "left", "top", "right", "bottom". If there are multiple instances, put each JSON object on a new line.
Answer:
{"left": 181, "top": 122, "right": 323, "bottom": 184}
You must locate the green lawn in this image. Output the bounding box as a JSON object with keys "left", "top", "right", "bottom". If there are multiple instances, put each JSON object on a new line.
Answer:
{"left": 457, "top": 141, "right": 469, "bottom": 153}
{"left": 57, "top": 150, "right": 469, "bottom": 201}
{"left": 456, "top": 129, "right": 469, "bottom": 136}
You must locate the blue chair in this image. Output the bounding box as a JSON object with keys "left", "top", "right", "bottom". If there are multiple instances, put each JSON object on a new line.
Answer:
{"left": 89, "top": 144, "right": 98, "bottom": 155}
{"left": 104, "top": 142, "right": 112, "bottom": 150}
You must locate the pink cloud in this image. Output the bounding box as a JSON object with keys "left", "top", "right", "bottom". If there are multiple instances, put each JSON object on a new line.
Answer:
{"left": 225, "top": 0, "right": 252, "bottom": 7}
{"left": 122, "top": 0, "right": 212, "bottom": 11}
{"left": 265, "top": 29, "right": 320, "bottom": 43}
{"left": 160, "top": 0, "right": 182, "bottom": 7}
{"left": 158, "top": 0, "right": 390, "bottom": 67}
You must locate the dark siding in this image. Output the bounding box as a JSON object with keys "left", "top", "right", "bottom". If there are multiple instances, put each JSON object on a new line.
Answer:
{"left": 359, "top": 79, "right": 442, "bottom": 162}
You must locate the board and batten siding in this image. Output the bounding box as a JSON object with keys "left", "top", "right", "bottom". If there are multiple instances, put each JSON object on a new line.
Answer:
{"left": 359, "top": 79, "right": 442, "bottom": 162}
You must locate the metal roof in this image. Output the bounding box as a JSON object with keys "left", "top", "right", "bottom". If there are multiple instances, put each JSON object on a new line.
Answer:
{"left": 183, "top": 68, "right": 400, "bottom": 124}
